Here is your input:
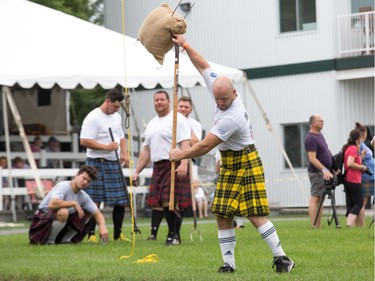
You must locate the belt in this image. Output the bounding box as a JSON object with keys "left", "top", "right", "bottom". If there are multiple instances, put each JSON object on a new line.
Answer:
{"left": 220, "top": 144, "right": 255, "bottom": 155}
{"left": 87, "top": 157, "right": 116, "bottom": 163}
{"left": 244, "top": 144, "right": 255, "bottom": 154}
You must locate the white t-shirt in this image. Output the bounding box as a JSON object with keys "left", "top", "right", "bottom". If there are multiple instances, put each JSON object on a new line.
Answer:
{"left": 188, "top": 117, "right": 203, "bottom": 141}
{"left": 80, "top": 108, "right": 125, "bottom": 160}
{"left": 38, "top": 181, "right": 98, "bottom": 215}
{"left": 202, "top": 68, "right": 255, "bottom": 151}
{"left": 143, "top": 111, "right": 191, "bottom": 162}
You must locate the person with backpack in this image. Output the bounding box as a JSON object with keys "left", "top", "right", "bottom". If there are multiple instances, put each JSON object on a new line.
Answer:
{"left": 354, "top": 123, "right": 374, "bottom": 226}
{"left": 342, "top": 129, "right": 370, "bottom": 227}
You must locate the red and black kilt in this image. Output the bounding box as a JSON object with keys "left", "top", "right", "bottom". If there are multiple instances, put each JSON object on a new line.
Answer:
{"left": 29, "top": 210, "right": 91, "bottom": 244}
{"left": 29, "top": 209, "right": 56, "bottom": 244}
{"left": 147, "top": 160, "right": 191, "bottom": 209}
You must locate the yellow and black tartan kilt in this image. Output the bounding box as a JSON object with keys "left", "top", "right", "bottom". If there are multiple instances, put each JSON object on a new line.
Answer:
{"left": 212, "top": 144, "right": 270, "bottom": 218}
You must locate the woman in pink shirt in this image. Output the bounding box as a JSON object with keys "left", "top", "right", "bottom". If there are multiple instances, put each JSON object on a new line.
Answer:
{"left": 342, "top": 129, "right": 369, "bottom": 227}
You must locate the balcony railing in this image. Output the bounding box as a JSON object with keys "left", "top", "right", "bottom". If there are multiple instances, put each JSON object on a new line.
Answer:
{"left": 338, "top": 10, "right": 375, "bottom": 57}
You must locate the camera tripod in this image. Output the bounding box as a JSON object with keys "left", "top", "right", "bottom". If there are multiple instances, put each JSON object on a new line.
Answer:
{"left": 313, "top": 188, "right": 341, "bottom": 228}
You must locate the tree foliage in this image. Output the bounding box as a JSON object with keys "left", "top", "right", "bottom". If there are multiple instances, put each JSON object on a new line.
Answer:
{"left": 29, "top": 0, "right": 103, "bottom": 24}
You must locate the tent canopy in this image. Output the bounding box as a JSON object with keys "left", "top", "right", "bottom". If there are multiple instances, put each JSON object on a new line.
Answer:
{"left": 0, "top": 0, "right": 244, "bottom": 90}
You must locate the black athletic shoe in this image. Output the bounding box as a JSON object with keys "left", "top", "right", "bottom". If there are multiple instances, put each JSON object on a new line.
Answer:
{"left": 171, "top": 234, "right": 180, "bottom": 245}
{"left": 164, "top": 236, "right": 173, "bottom": 246}
{"left": 272, "top": 256, "right": 295, "bottom": 273}
{"left": 217, "top": 262, "right": 235, "bottom": 273}
{"left": 147, "top": 235, "right": 156, "bottom": 240}
{"left": 165, "top": 233, "right": 180, "bottom": 246}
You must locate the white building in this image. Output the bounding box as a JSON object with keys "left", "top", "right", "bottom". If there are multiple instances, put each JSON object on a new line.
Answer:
{"left": 104, "top": 0, "right": 374, "bottom": 208}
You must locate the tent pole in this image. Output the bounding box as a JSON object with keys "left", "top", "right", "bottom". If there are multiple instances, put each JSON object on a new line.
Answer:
{"left": 2, "top": 86, "right": 16, "bottom": 221}
{"left": 3, "top": 86, "right": 45, "bottom": 211}
{"left": 243, "top": 78, "right": 309, "bottom": 202}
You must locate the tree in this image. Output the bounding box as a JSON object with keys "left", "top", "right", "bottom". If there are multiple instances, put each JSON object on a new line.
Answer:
{"left": 29, "top": 0, "right": 103, "bottom": 25}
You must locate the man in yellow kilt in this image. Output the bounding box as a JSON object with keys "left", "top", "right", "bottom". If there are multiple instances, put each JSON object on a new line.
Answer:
{"left": 170, "top": 34, "right": 295, "bottom": 274}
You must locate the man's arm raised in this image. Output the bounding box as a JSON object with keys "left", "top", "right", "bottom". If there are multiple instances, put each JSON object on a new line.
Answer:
{"left": 172, "top": 34, "right": 210, "bottom": 75}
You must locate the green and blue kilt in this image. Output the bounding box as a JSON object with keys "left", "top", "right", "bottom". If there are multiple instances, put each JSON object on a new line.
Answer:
{"left": 212, "top": 144, "right": 270, "bottom": 218}
{"left": 147, "top": 160, "right": 191, "bottom": 209}
{"left": 85, "top": 158, "right": 128, "bottom": 206}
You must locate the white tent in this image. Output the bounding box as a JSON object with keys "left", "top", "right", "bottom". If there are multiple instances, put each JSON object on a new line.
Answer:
{"left": 0, "top": 0, "right": 245, "bottom": 221}
{"left": 0, "top": 0, "right": 245, "bottom": 90}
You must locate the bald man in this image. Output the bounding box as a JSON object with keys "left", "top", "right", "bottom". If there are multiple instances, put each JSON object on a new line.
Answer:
{"left": 170, "top": 34, "right": 294, "bottom": 274}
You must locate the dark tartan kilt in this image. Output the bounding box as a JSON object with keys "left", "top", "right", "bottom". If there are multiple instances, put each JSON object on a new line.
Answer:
{"left": 212, "top": 144, "right": 270, "bottom": 218}
{"left": 362, "top": 179, "right": 374, "bottom": 197}
{"left": 29, "top": 209, "right": 56, "bottom": 244}
{"left": 147, "top": 160, "right": 191, "bottom": 209}
{"left": 85, "top": 158, "right": 128, "bottom": 206}
{"left": 29, "top": 210, "right": 91, "bottom": 244}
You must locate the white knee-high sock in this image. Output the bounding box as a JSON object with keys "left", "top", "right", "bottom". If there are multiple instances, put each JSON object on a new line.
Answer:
{"left": 218, "top": 229, "right": 236, "bottom": 269}
{"left": 60, "top": 227, "right": 78, "bottom": 243}
{"left": 257, "top": 221, "right": 286, "bottom": 257}
{"left": 47, "top": 221, "right": 66, "bottom": 244}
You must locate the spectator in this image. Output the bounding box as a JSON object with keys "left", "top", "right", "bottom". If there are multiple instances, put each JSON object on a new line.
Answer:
{"left": 354, "top": 123, "right": 374, "bottom": 226}
{"left": 304, "top": 114, "right": 339, "bottom": 228}
{"left": 45, "top": 136, "right": 61, "bottom": 168}
{"left": 30, "top": 136, "right": 43, "bottom": 167}
{"left": 30, "top": 136, "right": 43, "bottom": 152}
{"left": 193, "top": 180, "right": 208, "bottom": 219}
{"left": 0, "top": 156, "right": 9, "bottom": 210}
{"left": 364, "top": 126, "right": 374, "bottom": 156}
{"left": 342, "top": 129, "right": 368, "bottom": 227}
{"left": 12, "top": 157, "right": 30, "bottom": 210}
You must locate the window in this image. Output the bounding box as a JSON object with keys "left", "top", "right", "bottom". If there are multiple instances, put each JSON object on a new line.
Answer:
{"left": 38, "top": 89, "right": 51, "bottom": 106}
{"left": 280, "top": 0, "right": 317, "bottom": 33}
{"left": 283, "top": 123, "right": 310, "bottom": 168}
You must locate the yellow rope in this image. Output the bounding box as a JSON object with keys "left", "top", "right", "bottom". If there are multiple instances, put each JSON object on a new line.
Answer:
{"left": 119, "top": 0, "right": 135, "bottom": 259}
{"left": 135, "top": 254, "right": 159, "bottom": 264}
{"left": 119, "top": 254, "right": 159, "bottom": 263}
{"left": 118, "top": 1, "right": 158, "bottom": 265}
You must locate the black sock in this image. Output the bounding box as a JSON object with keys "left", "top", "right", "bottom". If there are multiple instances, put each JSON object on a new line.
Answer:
{"left": 151, "top": 209, "right": 164, "bottom": 238}
{"left": 87, "top": 217, "right": 96, "bottom": 237}
{"left": 163, "top": 207, "right": 177, "bottom": 237}
{"left": 113, "top": 205, "right": 125, "bottom": 239}
{"left": 176, "top": 210, "right": 184, "bottom": 239}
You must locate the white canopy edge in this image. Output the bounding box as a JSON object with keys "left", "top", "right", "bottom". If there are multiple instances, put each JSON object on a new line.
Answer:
{"left": 0, "top": 0, "right": 245, "bottom": 90}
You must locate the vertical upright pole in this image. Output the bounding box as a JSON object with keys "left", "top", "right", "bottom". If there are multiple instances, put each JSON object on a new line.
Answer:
{"left": 169, "top": 44, "right": 180, "bottom": 211}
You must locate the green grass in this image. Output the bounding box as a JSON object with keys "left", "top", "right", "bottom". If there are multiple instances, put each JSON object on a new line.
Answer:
{"left": 0, "top": 216, "right": 373, "bottom": 281}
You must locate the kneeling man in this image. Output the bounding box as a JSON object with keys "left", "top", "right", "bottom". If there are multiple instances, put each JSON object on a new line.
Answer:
{"left": 29, "top": 165, "right": 108, "bottom": 244}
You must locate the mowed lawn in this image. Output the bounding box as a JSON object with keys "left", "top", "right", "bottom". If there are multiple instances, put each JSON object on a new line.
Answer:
{"left": 0, "top": 215, "right": 373, "bottom": 281}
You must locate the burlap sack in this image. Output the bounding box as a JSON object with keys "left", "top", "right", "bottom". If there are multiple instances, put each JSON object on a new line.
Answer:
{"left": 138, "top": 3, "right": 187, "bottom": 65}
